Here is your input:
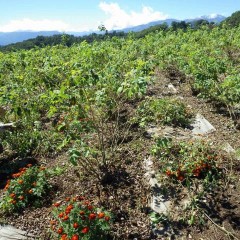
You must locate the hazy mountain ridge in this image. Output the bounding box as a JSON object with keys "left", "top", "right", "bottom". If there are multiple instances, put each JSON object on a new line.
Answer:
{"left": 0, "top": 15, "right": 226, "bottom": 46}
{"left": 123, "top": 14, "right": 226, "bottom": 32}
{"left": 0, "top": 31, "right": 60, "bottom": 46}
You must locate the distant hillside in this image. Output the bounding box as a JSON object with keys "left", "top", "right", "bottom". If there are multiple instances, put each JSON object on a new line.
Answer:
{"left": 122, "top": 14, "right": 225, "bottom": 32}
{"left": 185, "top": 14, "right": 226, "bottom": 24}
{"left": 0, "top": 15, "right": 226, "bottom": 46}
{"left": 122, "top": 19, "right": 176, "bottom": 32}
{"left": 0, "top": 31, "right": 127, "bottom": 52}
{"left": 223, "top": 11, "right": 240, "bottom": 27}
{"left": 0, "top": 31, "right": 60, "bottom": 46}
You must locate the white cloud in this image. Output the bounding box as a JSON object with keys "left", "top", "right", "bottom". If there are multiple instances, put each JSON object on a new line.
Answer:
{"left": 99, "top": 2, "right": 168, "bottom": 30}
{"left": 0, "top": 18, "right": 70, "bottom": 32}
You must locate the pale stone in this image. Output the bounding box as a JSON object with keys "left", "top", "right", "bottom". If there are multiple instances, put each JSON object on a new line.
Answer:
{"left": 168, "top": 84, "right": 178, "bottom": 94}
{"left": 0, "top": 225, "right": 32, "bottom": 240}
{"left": 151, "top": 195, "right": 171, "bottom": 214}
{"left": 144, "top": 157, "right": 172, "bottom": 215}
{"left": 191, "top": 114, "right": 216, "bottom": 135}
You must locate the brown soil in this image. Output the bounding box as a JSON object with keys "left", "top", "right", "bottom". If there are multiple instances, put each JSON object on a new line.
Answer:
{"left": 0, "top": 68, "right": 239, "bottom": 240}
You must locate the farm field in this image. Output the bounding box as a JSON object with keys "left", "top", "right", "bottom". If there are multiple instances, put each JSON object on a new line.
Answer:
{"left": 0, "top": 26, "right": 240, "bottom": 240}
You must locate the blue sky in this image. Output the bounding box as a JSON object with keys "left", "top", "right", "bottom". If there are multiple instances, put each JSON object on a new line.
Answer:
{"left": 0, "top": 0, "right": 239, "bottom": 32}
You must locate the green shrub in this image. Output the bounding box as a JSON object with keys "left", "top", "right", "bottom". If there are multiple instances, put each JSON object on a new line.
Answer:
{"left": 0, "top": 165, "right": 50, "bottom": 213}
{"left": 136, "top": 97, "right": 193, "bottom": 127}
{"left": 152, "top": 138, "right": 221, "bottom": 184}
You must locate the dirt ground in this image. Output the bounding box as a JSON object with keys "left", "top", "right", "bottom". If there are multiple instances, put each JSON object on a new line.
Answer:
{"left": 0, "top": 68, "right": 239, "bottom": 240}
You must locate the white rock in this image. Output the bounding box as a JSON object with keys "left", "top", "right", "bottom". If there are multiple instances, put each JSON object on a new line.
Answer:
{"left": 191, "top": 114, "right": 216, "bottom": 135}
{"left": 151, "top": 195, "right": 171, "bottom": 214}
{"left": 0, "top": 225, "right": 33, "bottom": 240}
{"left": 144, "top": 157, "right": 173, "bottom": 215}
{"left": 168, "top": 84, "right": 178, "bottom": 94}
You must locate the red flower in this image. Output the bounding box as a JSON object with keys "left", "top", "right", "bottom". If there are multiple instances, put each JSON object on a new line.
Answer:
{"left": 12, "top": 172, "right": 21, "bottom": 178}
{"left": 58, "top": 227, "right": 63, "bottom": 234}
{"left": 73, "top": 223, "right": 79, "bottom": 229}
{"left": 87, "top": 205, "right": 93, "bottom": 211}
{"left": 18, "top": 179, "right": 24, "bottom": 184}
{"left": 105, "top": 216, "right": 110, "bottom": 221}
{"left": 193, "top": 168, "right": 201, "bottom": 177}
{"left": 4, "top": 180, "right": 11, "bottom": 190}
{"left": 19, "top": 195, "right": 24, "bottom": 201}
{"left": 58, "top": 212, "right": 64, "bottom": 218}
{"left": 166, "top": 170, "right": 172, "bottom": 177}
{"left": 201, "top": 163, "right": 207, "bottom": 169}
{"left": 10, "top": 193, "right": 16, "bottom": 198}
{"left": 53, "top": 202, "right": 61, "bottom": 207}
{"left": 81, "top": 227, "right": 89, "bottom": 234}
{"left": 177, "top": 175, "right": 184, "bottom": 181}
{"left": 61, "top": 234, "right": 68, "bottom": 240}
{"left": 65, "top": 209, "right": 71, "bottom": 215}
{"left": 66, "top": 204, "right": 73, "bottom": 210}
{"left": 89, "top": 213, "right": 96, "bottom": 220}
{"left": 10, "top": 199, "right": 16, "bottom": 204}
{"left": 71, "top": 234, "right": 79, "bottom": 240}
{"left": 78, "top": 196, "right": 85, "bottom": 201}
{"left": 98, "top": 212, "right": 105, "bottom": 219}
{"left": 63, "top": 215, "right": 69, "bottom": 221}
{"left": 79, "top": 211, "right": 85, "bottom": 215}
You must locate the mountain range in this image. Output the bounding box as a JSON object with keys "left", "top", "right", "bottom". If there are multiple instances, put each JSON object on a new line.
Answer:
{"left": 0, "top": 15, "right": 226, "bottom": 46}
{"left": 123, "top": 14, "right": 226, "bottom": 32}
